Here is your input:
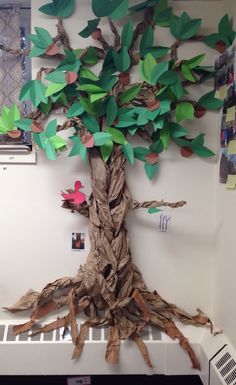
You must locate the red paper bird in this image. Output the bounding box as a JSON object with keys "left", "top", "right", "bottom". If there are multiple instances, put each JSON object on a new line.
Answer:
{"left": 61, "top": 181, "right": 86, "bottom": 205}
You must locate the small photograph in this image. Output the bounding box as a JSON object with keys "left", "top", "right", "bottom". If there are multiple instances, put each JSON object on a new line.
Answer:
{"left": 220, "top": 149, "right": 236, "bottom": 183}
{"left": 72, "top": 232, "right": 85, "bottom": 251}
{"left": 215, "top": 46, "right": 235, "bottom": 90}
{"left": 220, "top": 114, "right": 236, "bottom": 148}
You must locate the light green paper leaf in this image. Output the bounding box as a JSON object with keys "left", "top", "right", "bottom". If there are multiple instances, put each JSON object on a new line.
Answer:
{"left": 90, "top": 92, "right": 107, "bottom": 103}
{"left": 45, "top": 82, "right": 67, "bottom": 97}
{"left": 50, "top": 135, "right": 67, "bottom": 149}
{"left": 93, "top": 132, "right": 112, "bottom": 146}
{"left": 100, "top": 139, "right": 113, "bottom": 162}
{"left": 176, "top": 102, "right": 194, "bottom": 122}
{"left": 106, "top": 127, "right": 126, "bottom": 144}
{"left": 80, "top": 67, "right": 99, "bottom": 81}
{"left": 120, "top": 84, "right": 141, "bottom": 104}
{"left": 181, "top": 64, "right": 196, "bottom": 82}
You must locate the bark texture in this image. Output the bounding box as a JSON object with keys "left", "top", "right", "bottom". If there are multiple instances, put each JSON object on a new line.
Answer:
{"left": 5, "top": 146, "right": 212, "bottom": 369}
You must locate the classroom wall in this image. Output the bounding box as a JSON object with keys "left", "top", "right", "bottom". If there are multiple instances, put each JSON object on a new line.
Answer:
{"left": 213, "top": 0, "right": 236, "bottom": 350}
{"left": 0, "top": 0, "right": 223, "bottom": 333}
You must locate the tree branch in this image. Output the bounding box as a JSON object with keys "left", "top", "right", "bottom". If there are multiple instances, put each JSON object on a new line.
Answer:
{"left": 130, "top": 200, "right": 187, "bottom": 210}
{"left": 108, "top": 19, "right": 120, "bottom": 49}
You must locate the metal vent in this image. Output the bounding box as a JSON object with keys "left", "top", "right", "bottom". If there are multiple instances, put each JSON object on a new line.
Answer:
{"left": 211, "top": 346, "right": 236, "bottom": 385}
{"left": 0, "top": 324, "right": 162, "bottom": 343}
{"left": 216, "top": 352, "right": 231, "bottom": 369}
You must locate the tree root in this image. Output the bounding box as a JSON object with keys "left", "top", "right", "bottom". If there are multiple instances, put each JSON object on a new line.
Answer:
{"left": 5, "top": 273, "right": 211, "bottom": 371}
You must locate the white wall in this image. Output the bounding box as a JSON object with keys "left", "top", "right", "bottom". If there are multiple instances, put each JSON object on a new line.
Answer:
{"left": 0, "top": 0, "right": 223, "bottom": 330}
{"left": 213, "top": 0, "right": 236, "bottom": 350}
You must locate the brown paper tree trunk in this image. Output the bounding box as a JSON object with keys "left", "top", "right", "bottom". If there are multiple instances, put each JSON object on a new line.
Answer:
{"left": 6, "top": 145, "right": 212, "bottom": 369}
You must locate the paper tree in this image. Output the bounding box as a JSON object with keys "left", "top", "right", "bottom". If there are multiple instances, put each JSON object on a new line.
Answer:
{"left": 3, "top": 0, "right": 235, "bottom": 369}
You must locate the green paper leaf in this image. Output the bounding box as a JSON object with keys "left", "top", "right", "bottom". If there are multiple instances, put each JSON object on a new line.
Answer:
{"left": 115, "top": 47, "right": 131, "bottom": 72}
{"left": 154, "top": 0, "right": 172, "bottom": 27}
{"left": 67, "top": 102, "right": 84, "bottom": 117}
{"left": 141, "top": 46, "right": 169, "bottom": 59}
{"left": 148, "top": 208, "right": 162, "bottom": 214}
{"left": 122, "top": 142, "right": 134, "bottom": 164}
{"left": 45, "top": 71, "right": 66, "bottom": 84}
{"left": 151, "top": 60, "right": 169, "bottom": 83}
{"left": 39, "top": 0, "right": 75, "bottom": 18}
{"left": 92, "top": 0, "right": 127, "bottom": 18}
{"left": 176, "top": 102, "right": 194, "bottom": 122}
{"left": 150, "top": 140, "right": 164, "bottom": 154}
{"left": 158, "top": 70, "right": 178, "bottom": 85}
{"left": 192, "top": 144, "right": 215, "bottom": 157}
{"left": 159, "top": 100, "right": 171, "bottom": 115}
{"left": 204, "top": 33, "right": 230, "bottom": 49}
{"left": 198, "top": 91, "right": 223, "bottom": 110}
{"left": 15, "top": 119, "right": 32, "bottom": 131}
{"left": 80, "top": 143, "right": 88, "bottom": 162}
{"left": 134, "top": 147, "right": 149, "bottom": 161}
{"left": 129, "top": 0, "right": 158, "bottom": 13}
{"left": 82, "top": 114, "right": 100, "bottom": 133}
{"left": 140, "top": 26, "right": 154, "bottom": 55}
{"left": 80, "top": 96, "right": 101, "bottom": 116}
{"left": 121, "top": 21, "right": 134, "bottom": 49}
{"left": 120, "top": 84, "right": 141, "bottom": 104}
{"left": 106, "top": 127, "right": 126, "bottom": 144}
{"left": 20, "top": 80, "right": 47, "bottom": 108}
{"left": 45, "top": 82, "right": 66, "bottom": 97}
{"left": 169, "top": 122, "right": 188, "bottom": 138}
{"left": 106, "top": 96, "right": 118, "bottom": 126}
{"left": 81, "top": 46, "right": 99, "bottom": 65}
{"left": 109, "top": 0, "right": 128, "bottom": 20}
{"left": 100, "top": 139, "right": 113, "bottom": 162}
{"left": 171, "top": 79, "right": 186, "bottom": 100}
{"left": 45, "top": 140, "right": 57, "bottom": 160}
{"left": 79, "top": 18, "right": 100, "bottom": 38}
{"left": 29, "top": 46, "right": 46, "bottom": 58}
{"left": 144, "top": 161, "right": 159, "bottom": 180}
{"left": 93, "top": 132, "right": 112, "bottom": 146}
{"left": 180, "top": 18, "right": 201, "bottom": 40}
{"left": 45, "top": 119, "right": 57, "bottom": 138}
{"left": 57, "top": 50, "right": 81, "bottom": 72}
{"left": 69, "top": 137, "right": 82, "bottom": 157}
